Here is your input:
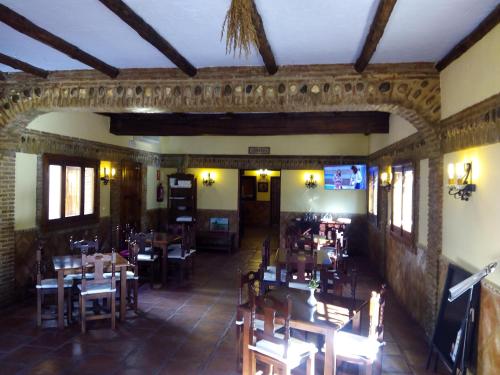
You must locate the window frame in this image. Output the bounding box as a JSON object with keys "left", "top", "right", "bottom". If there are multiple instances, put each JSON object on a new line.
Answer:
{"left": 42, "top": 154, "right": 99, "bottom": 230}
{"left": 390, "top": 162, "right": 415, "bottom": 242}
{"left": 368, "top": 166, "right": 379, "bottom": 224}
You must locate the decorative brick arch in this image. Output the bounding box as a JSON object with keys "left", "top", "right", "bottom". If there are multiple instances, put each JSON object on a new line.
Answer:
{"left": 0, "top": 66, "right": 440, "bottom": 135}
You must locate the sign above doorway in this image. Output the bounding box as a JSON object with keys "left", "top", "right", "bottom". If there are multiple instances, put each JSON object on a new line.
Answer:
{"left": 248, "top": 146, "right": 270, "bottom": 155}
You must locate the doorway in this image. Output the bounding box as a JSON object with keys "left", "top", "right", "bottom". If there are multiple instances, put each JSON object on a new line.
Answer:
{"left": 120, "top": 160, "right": 142, "bottom": 230}
{"left": 238, "top": 169, "right": 281, "bottom": 245}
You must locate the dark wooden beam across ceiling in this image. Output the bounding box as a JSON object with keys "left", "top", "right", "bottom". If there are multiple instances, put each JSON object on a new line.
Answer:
{"left": 250, "top": 0, "right": 278, "bottom": 75}
{"left": 0, "top": 4, "right": 119, "bottom": 78}
{"left": 436, "top": 4, "right": 500, "bottom": 71}
{"left": 354, "top": 0, "right": 397, "bottom": 73}
{"left": 98, "top": 0, "right": 197, "bottom": 77}
{"left": 0, "top": 52, "right": 49, "bottom": 78}
{"left": 108, "top": 112, "right": 389, "bottom": 136}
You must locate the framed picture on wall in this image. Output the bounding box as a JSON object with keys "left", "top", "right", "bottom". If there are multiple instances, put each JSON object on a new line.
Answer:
{"left": 241, "top": 176, "right": 256, "bottom": 200}
{"left": 257, "top": 181, "right": 268, "bottom": 192}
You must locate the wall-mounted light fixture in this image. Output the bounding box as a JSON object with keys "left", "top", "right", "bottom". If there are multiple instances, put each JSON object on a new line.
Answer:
{"left": 305, "top": 174, "right": 318, "bottom": 189}
{"left": 380, "top": 170, "right": 392, "bottom": 191}
{"left": 100, "top": 162, "right": 116, "bottom": 185}
{"left": 202, "top": 172, "right": 215, "bottom": 187}
{"left": 258, "top": 169, "right": 269, "bottom": 180}
{"left": 447, "top": 162, "right": 476, "bottom": 201}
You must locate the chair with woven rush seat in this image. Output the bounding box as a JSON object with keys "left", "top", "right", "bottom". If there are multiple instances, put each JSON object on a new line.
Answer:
{"left": 36, "top": 243, "right": 73, "bottom": 327}
{"left": 248, "top": 294, "right": 317, "bottom": 375}
{"left": 334, "top": 284, "right": 387, "bottom": 375}
{"left": 260, "top": 237, "right": 286, "bottom": 293}
{"left": 79, "top": 251, "right": 117, "bottom": 333}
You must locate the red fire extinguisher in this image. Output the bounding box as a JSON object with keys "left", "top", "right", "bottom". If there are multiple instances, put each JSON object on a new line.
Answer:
{"left": 156, "top": 182, "right": 164, "bottom": 202}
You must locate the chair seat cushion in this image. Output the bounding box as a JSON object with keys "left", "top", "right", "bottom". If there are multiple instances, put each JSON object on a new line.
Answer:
{"left": 263, "top": 266, "right": 287, "bottom": 283}
{"left": 64, "top": 273, "right": 94, "bottom": 281}
{"left": 335, "top": 331, "right": 383, "bottom": 361}
{"left": 167, "top": 247, "right": 196, "bottom": 259}
{"left": 103, "top": 271, "right": 137, "bottom": 280}
{"left": 36, "top": 278, "right": 72, "bottom": 289}
{"left": 249, "top": 337, "right": 317, "bottom": 369}
{"left": 78, "top": 282, "right": 116, "bottom": 296}
{"left": 137, "top": 253, "right": 159, "bottom": 262}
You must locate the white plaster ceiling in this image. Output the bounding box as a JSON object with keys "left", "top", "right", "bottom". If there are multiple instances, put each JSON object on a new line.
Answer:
{"left": 0, "top": 0, "right": 498, "bottom": 73}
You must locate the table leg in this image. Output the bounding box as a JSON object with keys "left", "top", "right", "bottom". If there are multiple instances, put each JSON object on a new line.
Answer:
{"left": 324, "top": 330, "right": 336, "bottom": 375}
{"left": 242, "top": 310, "right": 252, "bottom": 375}
{"left": 119, "top": 267, "right": 126, "bottom": 321}
{"left": 162, "top": 245, "right": 167, "bottom": 287}
{"left": 57, "top": 270, "right": 64, "bottom": 329}
{"left": 352, "top": 310, "right": 361, "bottom": 334}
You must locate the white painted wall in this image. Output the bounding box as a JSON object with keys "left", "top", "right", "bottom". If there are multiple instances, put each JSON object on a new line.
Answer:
{"left": 28, "top": 112, "right": 160, "bottom": 153}
{"left": 418, "top": 159, "right": 429, "bottom": 247}
{"left": 440, "top": 24, "right": 500, "bottom": 119}
{"left": 369, "top": 114, "right": 417, "bottom": 154}
{"left": 442, "top": 143, "right": 500, "bottom": 286}
{"left": 281, "top": 170, "right": 366, "bottom": 214}
{"left": 14, "top": 153, "right": 37, "bottom": 230}
{"left": 162, "top": 134, "right": 369, "bottom": 156}
{"left": 186, "top": 168, "right": 239, "bottom": 210}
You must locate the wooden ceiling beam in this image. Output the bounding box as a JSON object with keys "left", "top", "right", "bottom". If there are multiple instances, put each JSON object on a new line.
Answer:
{"left": 98, "top": 0, "right": 197, "bottom": 77}
{"left": 0, "top": 4, "right": 119, "bottom": 78}
{"left": 250, "top": 0, "right": 278, "bottom": 75}
{"left": 0, "top": 53, "right": 49, "bottom": 78}
{"left": 354, "top": 0, "right": 397, "bottom": 73}
{"left": 107, "top": 112, "right": 389, "bottom": 136}
{"left": 436, "top": 5, "right": 500, "bottom": 71}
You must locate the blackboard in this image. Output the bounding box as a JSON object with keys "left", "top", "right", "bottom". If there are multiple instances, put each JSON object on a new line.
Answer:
{"left": 429, "top": 263, "right": 481, "bottom": 373}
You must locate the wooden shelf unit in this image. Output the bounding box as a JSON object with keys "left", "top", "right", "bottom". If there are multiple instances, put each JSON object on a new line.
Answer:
{"left": 167, "top": 173, "right": 197, "bottom": 224}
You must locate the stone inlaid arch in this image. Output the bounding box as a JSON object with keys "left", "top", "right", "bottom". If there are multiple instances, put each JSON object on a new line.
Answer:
{"left": 0, "top": 66, "right": 440, "bottom": 135}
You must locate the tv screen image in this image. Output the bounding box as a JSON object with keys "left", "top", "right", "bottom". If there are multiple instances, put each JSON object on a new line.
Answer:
{"left": 324, "top": 165, "right": 367, "bottom": 190}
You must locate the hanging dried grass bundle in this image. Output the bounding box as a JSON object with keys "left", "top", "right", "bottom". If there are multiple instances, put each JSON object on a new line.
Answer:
{"left": 221, "top": 0, "right": 260, "bottom": 57}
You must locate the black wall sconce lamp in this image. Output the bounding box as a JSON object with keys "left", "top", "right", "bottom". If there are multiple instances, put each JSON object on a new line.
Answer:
{"left": 447, "top": 162, "right": 476, "bottom": 201}
{"left": 258, "top": 169, "right": 269, "bottom": 180}
{"left": 202, "top": 172, "right": 215, "bottom": 187}
{"left": 305, "top": 174, "right": 318, "bottom": 189}
{"left": 380, "top": 170, "right": 392, "bottom": 191}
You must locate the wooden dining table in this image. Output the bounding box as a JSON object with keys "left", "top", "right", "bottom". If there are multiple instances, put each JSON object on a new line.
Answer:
{"left": 239, "top": 287, "right": 366, "bottom": 375}
{"left": 52, "top": 253, "right": 129, "bottom": 329}
{"left": 152, "top": 233, "right": 182, "bottom": 286}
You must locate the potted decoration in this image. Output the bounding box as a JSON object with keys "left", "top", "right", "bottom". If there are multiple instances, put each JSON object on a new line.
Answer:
{"left": 307, "top": 279, "right": 319, "bottom": 306}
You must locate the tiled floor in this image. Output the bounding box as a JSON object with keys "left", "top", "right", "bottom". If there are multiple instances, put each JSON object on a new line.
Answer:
{"left": 0, "top": 228, "right": 448, "bottom": 375}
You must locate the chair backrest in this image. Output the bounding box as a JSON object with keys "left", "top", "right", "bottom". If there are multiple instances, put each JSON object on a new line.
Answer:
{"left": 286, "top": 251, "right": 317, "bottom": 283}
{"left": 320, "top": 267, "right": 357, "bottom": 300}
{"left": 128, "top": 241, "right": 140, "bottom": 277}
{"left": 114, "top": 224, "right": 134, "bottom": 251}
{"left": 70, "top": 236, "right": 99, "bottom": 254}
{"left": 80, "top": 251, "right": 116, "bottom": 293}
{"left": 238, "top": 269, "right": 260, "bottom": 305}
{"left": 130, "top": 232, "right": 153, "bottom": 252}
{"left": 368, "top": 284, "right": 386, "bottom": 342}
{"left": 251, "top": 294, "right": 292, "bottom": 358}
{"left": 261, "top": 237, "right": 271, "bottom": 269}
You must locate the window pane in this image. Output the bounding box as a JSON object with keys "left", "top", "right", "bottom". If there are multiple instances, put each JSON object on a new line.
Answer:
{"left": 392, "top": 171, "right": 403, "bottom": 228}
{"left": 402, "top": 170, "right": 413, "bottom": 233}
{"left": 65, "top": 166, "right": 81, "bottom": 217}
{"left": 48, "top": 165, "right": 62, "bottom": 220}
{"left": 84, "top": 168, "right": 95, "bottom": 215}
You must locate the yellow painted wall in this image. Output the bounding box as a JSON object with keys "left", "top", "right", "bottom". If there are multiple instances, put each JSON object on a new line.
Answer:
{"left": 281, "top": 170, "right": 366, "bottom": 214}
{"left": 369, "top": 114, "right": 417, "bottom": 154}
{"left": 440, "top": 24, "right": 500, "bottom": 119}
{"left": 14, "top": 153, "right": 37, "bottom": 230}
{"left": 418, "top": 159, "right": 429, "bottom": 247}
{"left": 100, "top": 182, "right": 110, "bottom": 217}
{"left": 443, "top": 143, "right": 500, "bottom": 286}
{"left": 243, "top": 170, "right": 280, "bottom": 201}
{"left": 28, "top": 112, "right": 160, "bottom": 153}
{"left": 186, "top": 168, "right": 239, "bottom": 210}
{"left": 162, "top": 134, "right": 369, "bottom": 155}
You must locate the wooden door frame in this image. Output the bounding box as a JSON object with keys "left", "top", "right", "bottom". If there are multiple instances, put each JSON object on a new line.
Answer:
{"left": 270, "top": 175, "right": 281, "bottom": 227}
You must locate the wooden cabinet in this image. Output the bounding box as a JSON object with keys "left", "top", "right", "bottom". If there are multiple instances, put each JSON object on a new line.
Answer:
{"left": 167, "top": 173, "right": 197, "bottom": 224}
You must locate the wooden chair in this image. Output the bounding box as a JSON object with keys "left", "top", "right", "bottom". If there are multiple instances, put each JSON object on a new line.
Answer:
{"left": 286, "top": 251, "right": 319, "bottom": 291}
{"left": 69, "top": 236, "right": 99, "bottom": 254}
{"left": 104, "top": 241, "right": 139, "bottom": 314}
{"left": 320, "top": 266, "right": 358, "bottom": 305}
{"left": 131, "top": 231, "right": 159, "bottom": 287}
{"left": 236, "top": 269, "right": 261, "bottom": 371}
{"left": 78, "top": 252, "right": 117, "bottom": 333}
{"left": 114, "top": 224, "right": 134, "bottom": 258}
{"left": 260, "top": 237, "right": 286, "bottom": 293}
{"left": 167, "top": 224, "right": 196, "bottom": 283}
{"left": 36, "top": 243, "right": 73, "bottom": 327}
{"left": 334, "top": 285, "right": 387, "bottom": 375}
{"left": 248, "top": 294, "right": 317, "bottom": 375}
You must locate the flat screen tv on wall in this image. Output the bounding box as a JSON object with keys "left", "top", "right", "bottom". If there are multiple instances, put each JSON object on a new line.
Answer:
{"left": 324, "top": 164, "right": 367, "bottom": 190}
